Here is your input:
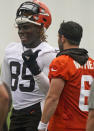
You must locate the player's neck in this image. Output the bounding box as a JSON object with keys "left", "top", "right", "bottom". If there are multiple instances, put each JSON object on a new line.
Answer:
{"left": 64, "top": 43, "right": 79, "bottom": 50}
{"left": 22, "top": 39, "right": 41, "bottom": 48}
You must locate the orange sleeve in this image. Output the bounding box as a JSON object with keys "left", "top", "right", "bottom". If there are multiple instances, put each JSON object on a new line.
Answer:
{"left": 48, "top": 55, "right": 76, "bottom": 81}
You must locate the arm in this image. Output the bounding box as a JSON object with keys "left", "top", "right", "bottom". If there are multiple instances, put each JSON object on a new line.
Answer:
{"left": 86, "top": 80, "right": 94, "bottom": 131}
{"left": 34, "top": 72, "right": 49, "bottom": 95}
{"left": 22, "top": 50, "right": 57, "bottom": 95}
{"left": 86, "top": 110, "right": 94, "bottom": 131}
{"left": 1, "top": 54, "right": 11, "bottom": 88}
{"left": 22, "top": 50, "right": 49, "bottom": 94}
{"left": 0, "top": 82, "right": 9, "bottom": 131}
{"left": 38, "top": 78, "right": 65, "bottom": 131}
{"left": 1, "top": 54, "right": 12, "bottom": 111}
{"left": 34, "top": 51, "right": 57, "bottom": 95}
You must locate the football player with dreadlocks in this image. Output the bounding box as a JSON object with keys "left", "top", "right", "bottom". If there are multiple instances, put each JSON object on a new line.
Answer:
{"left": 1, "top": 0, "right": 57, "bottom": 131}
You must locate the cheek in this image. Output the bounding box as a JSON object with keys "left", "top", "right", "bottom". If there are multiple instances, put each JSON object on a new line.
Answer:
{"left": 18, "top": 30, "right": 20, "bottom": 35}
{"left": 27, "top": 29, "right": 40, "bottom": 41}
{"left": 58, "top": 38, "right": 62, "bottom": 46}
{"left": 26, "top": 32, "right": 33, "bottom": 39}
{"left": 58, "top": 39, "right": 63, "bottom": 50}
{"left": 27, "top": 32, "right": 37, "bottom": 43}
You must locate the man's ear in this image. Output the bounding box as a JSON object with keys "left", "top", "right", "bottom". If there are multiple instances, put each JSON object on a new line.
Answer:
{"left": 61, "top": 35, "right": 66, "bottom": 43}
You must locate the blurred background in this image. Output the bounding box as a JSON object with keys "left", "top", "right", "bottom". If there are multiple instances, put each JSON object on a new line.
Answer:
{"left": 0, "top": 0, "right": 94, "bottom": 65}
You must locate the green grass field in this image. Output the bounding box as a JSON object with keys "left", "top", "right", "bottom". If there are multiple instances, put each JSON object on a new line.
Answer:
{"left": 7, "top": 110, "right": 11, "bottom": 128}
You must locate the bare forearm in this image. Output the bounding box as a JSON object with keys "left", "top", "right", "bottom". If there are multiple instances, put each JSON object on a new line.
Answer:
{"left": 41, "top": 78, "right": 64, "bottom": 123}
{"left": 0, "top": 100, "right": 9, "bottom": 130}
{"left": 38, "top": 78, "right": 64, "bottom": 131}
{"left": 86, "top": 118, "right": 94, "bottom": 131}
{"left": 3, "top": 82, "right": 12, "bottom": 112}
{"left": 86, "top": 110, "right": 94, "bottom": 131}
{"left": 41, "top": 96, "right": 59, "bottom": 123}
{"left": 0, "top": 85, "right": 9, "bottom": 131}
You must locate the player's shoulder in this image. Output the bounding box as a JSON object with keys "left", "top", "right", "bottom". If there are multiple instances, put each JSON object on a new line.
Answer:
{"left": 52, "top": 55, "right": 72, "bottom": 65}
{"left": 6, "top": 42, "right": 21, "bottom": 49}
{"left": 88, "top": 57, "right": 94, "bottom": 62}
{"left": 49, "top": 55, "right": 77, "bottom": 80}
{"left": 5, "top": 42, "right": 20, "bottom": 52}
{"left": 5, "top": 42, "right": 21, "bottom": 55}
{"left": 36, "top": 42, "right": 59, "bottom": 56}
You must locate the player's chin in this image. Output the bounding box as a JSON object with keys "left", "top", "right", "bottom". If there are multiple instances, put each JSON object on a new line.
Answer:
{"left": 21, "top": 41, "right": 31, "bottom": 48}
{"left": 21, "top": 40, "right": 28, "bottom": 45}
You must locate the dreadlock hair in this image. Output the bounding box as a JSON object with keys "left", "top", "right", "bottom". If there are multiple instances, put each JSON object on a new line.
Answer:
{"left": 40, "top": 27, "right": 47, "bottom": 42}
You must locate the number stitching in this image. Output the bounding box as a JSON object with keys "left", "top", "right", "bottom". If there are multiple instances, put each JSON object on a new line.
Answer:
{"left": 10, "top": 61, "right": 35, "bottom": 92}
{"left": 79, "top": 75, "right": 93, "bottom": 111}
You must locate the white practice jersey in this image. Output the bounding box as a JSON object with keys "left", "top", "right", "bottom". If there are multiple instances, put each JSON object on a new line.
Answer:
{"left": 1, "top": 42, "right": 57, "bottom": 110}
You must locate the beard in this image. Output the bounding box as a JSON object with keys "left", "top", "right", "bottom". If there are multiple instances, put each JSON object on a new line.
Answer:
{"left": 22, "top": 39, "right": 41, "bottom": 48}
{"left": 58, "top": 41, "right": 64, "bottom": 52}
